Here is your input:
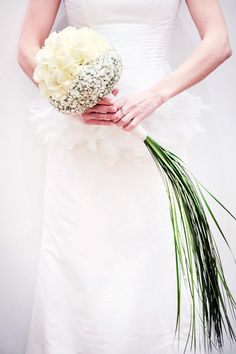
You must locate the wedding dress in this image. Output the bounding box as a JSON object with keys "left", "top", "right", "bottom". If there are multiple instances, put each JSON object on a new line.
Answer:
{"left": 25, "top": 0, "right": 209, "bottom": 353}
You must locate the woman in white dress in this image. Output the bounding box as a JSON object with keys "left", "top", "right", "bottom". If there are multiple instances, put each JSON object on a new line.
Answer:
{"left": 18, "top": 0, "right": 233, "bottom": 353}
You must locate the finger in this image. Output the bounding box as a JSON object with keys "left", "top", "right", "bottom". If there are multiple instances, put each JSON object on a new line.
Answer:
{"left": 115, "top": 112, "right": 135, "bottom": 128}
{"left": 97, "top": 93, "right": 115, "bottom": 105}
{"left": 83, "top": 119, "right": 115, "bottom": 125}
{"left": 111, "top": 87, "right": 119, "bottom": 96}
{"left": 82, "top": 112, "right": 116, "bottom": 121}
{"left": 85, "top": 104, "right": 117, "bottom": 114}
{"left": 111, "top": 109, "right": 124, "bottom": 123}
{"left": 122, "top": 117, "right": 141, "bottom": 131}
{"left": 113, "top": 98, "right": 127, "bottom": 111}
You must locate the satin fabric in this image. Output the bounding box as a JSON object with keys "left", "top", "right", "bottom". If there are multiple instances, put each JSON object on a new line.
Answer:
{"left": 25, "top": 1, "right": 208, "bottom": 353}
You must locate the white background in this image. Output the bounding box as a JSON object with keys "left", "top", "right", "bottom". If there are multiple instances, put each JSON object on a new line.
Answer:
{"left": 0, "top": 1, "right": 235, "bottom": 353}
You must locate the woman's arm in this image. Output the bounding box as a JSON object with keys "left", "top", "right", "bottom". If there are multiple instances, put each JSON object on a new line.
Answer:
{"left": 150, "top": 0, "right": 232, "bottom": 102}
{"left": 86, "top": 0, "right": 232, "bottom": 130}
{"left": 17, "top": 0, "right": 61, "bottom": 83}
{"left": 17, "top": 0, "right": 116, "bottom": 115}
{"left": 109, "top": 0, "right": 232, "bottom": 132}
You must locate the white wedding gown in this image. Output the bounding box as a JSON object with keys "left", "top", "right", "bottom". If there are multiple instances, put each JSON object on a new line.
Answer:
{"left": 25, "top": 1, "right": 209, "bottom": 353}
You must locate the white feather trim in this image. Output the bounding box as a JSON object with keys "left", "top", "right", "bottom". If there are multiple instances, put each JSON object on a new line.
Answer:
{"left": 26, "top": 91, "right": 210, "bottom": 166}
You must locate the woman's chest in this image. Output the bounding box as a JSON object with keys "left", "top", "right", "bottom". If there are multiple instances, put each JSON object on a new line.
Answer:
{"left": 64, "top": 0, "right": 180, "bottom": 26}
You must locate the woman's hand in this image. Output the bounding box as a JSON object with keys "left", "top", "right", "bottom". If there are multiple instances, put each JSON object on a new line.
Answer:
{"left": 79, "top": 86, "right": 165, "bottom": 130}
{"left": 111, "top": 88, "right": 165, "bottom": 132}
{"left": 78, "top": 88, "right": 120, "bottom": 126}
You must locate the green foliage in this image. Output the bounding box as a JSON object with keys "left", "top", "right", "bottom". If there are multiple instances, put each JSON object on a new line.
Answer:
{"left": 144, "top": 135, "right": 236, "bottom": 353}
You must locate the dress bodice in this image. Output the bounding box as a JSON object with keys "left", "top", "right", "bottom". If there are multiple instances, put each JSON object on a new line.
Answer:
{"left": 65, "top": 0, "right": 180, "bottom": 27}
{"left": 64, "top": 0, "right": 181, "bottom": 89}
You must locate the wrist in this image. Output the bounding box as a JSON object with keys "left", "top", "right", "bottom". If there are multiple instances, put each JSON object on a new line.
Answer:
{"left": 149, "top": 80, "right": 174, "bottom": 105}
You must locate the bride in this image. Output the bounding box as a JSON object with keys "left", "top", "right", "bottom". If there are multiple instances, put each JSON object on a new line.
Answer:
{"left": 18, "top": 0, "right": 233, "bottom": 353}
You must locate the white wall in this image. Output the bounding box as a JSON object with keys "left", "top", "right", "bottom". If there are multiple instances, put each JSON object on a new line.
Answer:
{"left": 0, "top": 1, "right": 235, "bottom": 353}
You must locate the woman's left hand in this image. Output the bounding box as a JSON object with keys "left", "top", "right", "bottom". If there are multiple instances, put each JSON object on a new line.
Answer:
{"left": 82, "top": 87, "right": 165, "bottom": 130}
{"left": 111, "top": 88, "right": 165, "bottom": 131}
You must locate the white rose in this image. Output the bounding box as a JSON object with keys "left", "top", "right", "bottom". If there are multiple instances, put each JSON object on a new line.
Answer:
{"left": 34, "top": 26, "right": 110, "bottom": 99}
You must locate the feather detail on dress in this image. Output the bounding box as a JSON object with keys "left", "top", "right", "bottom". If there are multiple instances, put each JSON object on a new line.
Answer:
{"left": 26, "top": 91, "right": 210, "bottom": 167}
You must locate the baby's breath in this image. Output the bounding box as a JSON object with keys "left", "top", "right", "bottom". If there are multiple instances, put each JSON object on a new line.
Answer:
{"left": 49, "top": 48, "right": 123, "bottom": 114}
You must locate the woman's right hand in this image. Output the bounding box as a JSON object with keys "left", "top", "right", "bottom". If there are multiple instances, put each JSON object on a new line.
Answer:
{"left": 78, "top": 87, "right": 120, "bottom": 126}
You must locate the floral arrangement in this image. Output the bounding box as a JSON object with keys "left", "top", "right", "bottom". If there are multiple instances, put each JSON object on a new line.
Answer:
{"left": 34, "top": 25, "right": 236, "bottom": 353}
{"left": 33, "top": 26, "right": 123, "bottom": 114}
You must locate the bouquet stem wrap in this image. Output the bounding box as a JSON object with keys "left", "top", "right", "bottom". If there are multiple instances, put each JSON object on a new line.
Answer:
{"left": 131, "top": 125, "right": 236, "bottom": 353}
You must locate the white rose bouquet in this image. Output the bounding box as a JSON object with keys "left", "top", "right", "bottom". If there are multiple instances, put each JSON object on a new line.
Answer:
{"left": 34, "top": 26, "right": 236, "bottom": 353}
{"left": 33, "top": 26, "right": 123, "bottom": 114}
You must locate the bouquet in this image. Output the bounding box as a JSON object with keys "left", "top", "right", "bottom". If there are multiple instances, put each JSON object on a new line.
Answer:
{"left": 34, "top": 26, "right": 236, "bottom": 353}
{"left": 33, "top": 26, "right": 123, "bottom": 114}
